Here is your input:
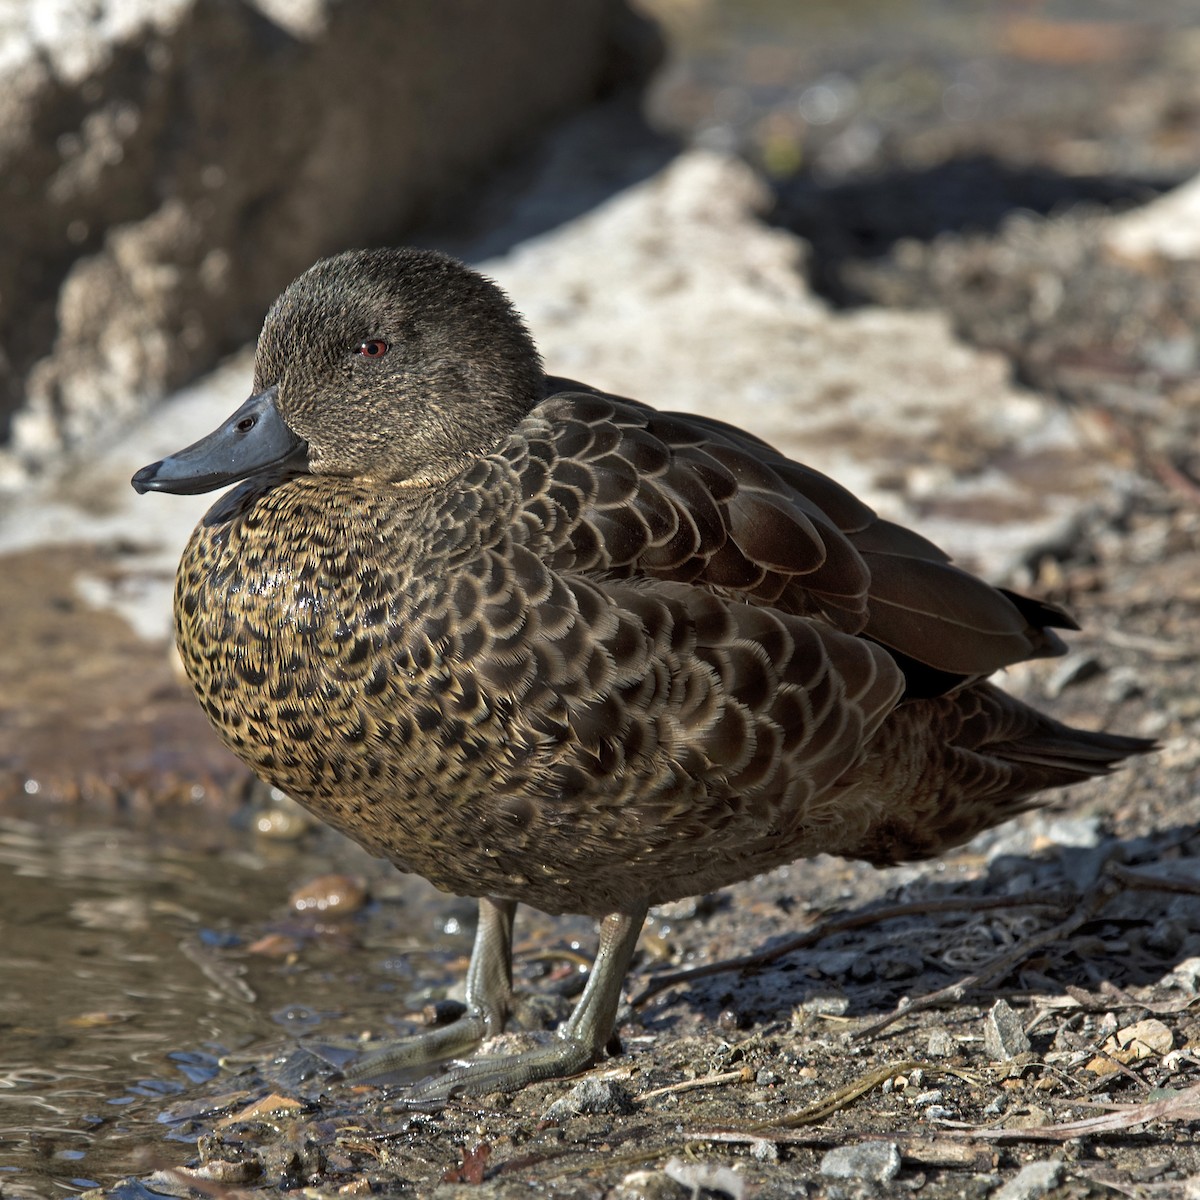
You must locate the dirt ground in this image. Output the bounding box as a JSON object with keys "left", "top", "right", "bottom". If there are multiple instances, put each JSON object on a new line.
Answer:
{"left": 10, "top": 4, "right": 1200, "bottom": 1198}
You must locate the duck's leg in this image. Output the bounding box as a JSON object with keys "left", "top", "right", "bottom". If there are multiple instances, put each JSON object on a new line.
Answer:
{"left": 346, "top": 895, "right": 516, "bottom": 1082}
{"left": 396, "top": 904, "right": 648, "bottom": 1107}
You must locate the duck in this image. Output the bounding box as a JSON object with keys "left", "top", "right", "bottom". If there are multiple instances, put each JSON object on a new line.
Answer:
{"left": 132, "top": 246, "right": 1152, "bottom": 1103}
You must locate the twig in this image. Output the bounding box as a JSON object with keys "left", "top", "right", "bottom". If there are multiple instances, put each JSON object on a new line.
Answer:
{"left": 936, "top": 1082, "right": 1200, "bottom": 1143}
{"left": 685, "top": 1129, "right": 987, "bottom": 1167}
{"left": 633, "top": 890, "right": 1068, "bottom": 1006}
{"left": 1106, "top": 861, "right": 1200, "bottom": 898}
{"left": 639, "top": 1067, "right": 754, "bottom": 1101}
{"left": 853, "top": 875, "right": 1121, "bottom": 1040}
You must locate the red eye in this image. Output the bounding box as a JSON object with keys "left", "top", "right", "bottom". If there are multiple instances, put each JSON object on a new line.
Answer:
{"left": 356, "top": 339, "right": 389, "bottom": 358}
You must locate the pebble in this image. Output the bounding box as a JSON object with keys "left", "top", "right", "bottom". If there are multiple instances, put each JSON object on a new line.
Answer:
{"left": 793, "top": 991, "right": 849, "bottom": 1018}
{"left": 819, "top": 1141, "right": 902, "bottom": 1183}
{"left": 253, "top": 799, "right": 312, "bottom": 840}
{"left": 543, "top": 1077, "right": 635, "bottom": 1122}
{"left": 927, "top": 1028, "right": 956, "bottom": 1057}
{"left": 287, "top": 873, "right": 367, "bottom": 916}
{"left": 609, "top": 1169, "right": 690, "bottom": 1200}
{"left": 751, "top": 1138, "right": 779, "bottom": 1162}
{"left": 663, "top": 1158, "right": 745, "bottom": 1199}
{"left": 1116, "top": 1018, "right": 1173, "bottom": 1057}
{"left": 985, "top": 998, "right": 1031, "bottom": 1060}
{"left": 992, "top": 1159, "right": 1063, "bottom": 1200}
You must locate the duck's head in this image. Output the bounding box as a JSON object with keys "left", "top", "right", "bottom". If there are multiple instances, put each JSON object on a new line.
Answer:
{"left": 132, "top": 248, "right": 543, "bottom": 495}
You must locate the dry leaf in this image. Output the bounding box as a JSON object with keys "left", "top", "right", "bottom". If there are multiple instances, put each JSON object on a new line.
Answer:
{"left": 217, "top": 1092, "right": 304, "bottom": 1127}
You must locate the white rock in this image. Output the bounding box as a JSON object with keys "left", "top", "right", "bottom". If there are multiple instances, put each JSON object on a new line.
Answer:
{"left": 1106, "top": 173, "right": 1200, "bottom": 262}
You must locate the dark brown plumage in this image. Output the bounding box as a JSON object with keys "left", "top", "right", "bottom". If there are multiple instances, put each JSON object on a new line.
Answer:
{"left": 133, "top": 247, "right": 1152, "bottom": 1102}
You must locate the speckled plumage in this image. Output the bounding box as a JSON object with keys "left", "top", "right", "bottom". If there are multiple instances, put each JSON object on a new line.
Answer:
{"left": 138, "top": 247, "right": 1152, "bottom": 1098}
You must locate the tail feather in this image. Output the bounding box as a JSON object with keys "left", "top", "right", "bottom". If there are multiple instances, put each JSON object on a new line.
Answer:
{"left": 852, "top": 684, "right": 1155, "bottom": 867}
{"left": 988, "top": 723, "right": 1157, "bottom": 786}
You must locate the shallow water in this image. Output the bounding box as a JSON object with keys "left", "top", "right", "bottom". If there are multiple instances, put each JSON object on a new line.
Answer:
{"left": 0, "top": 809, "right": 498, "bottom": 1195}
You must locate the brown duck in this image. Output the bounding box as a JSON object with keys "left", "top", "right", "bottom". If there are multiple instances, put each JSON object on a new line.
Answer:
{"left": 133, "top": 247, "right": 1151, "bottom": 1102}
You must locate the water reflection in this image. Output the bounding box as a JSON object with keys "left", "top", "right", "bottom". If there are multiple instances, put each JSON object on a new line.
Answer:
{"left": 0, "top": 812, "right": 466, "bottom": 1194}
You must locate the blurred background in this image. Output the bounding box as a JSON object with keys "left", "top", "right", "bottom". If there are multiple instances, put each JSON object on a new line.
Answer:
{"left": 1, "top": 1, "right": 1197, "bottom": 1194}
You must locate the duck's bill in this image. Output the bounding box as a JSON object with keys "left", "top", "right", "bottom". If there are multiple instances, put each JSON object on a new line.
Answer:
{"left": 131, "top": 387, "right": 309, "bottom": 495}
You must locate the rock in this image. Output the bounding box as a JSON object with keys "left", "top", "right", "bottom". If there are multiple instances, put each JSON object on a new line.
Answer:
{"left": 927, "top": 1028, "right": 956, "bottom": 1057}
{"left": 992, "top": 1159, "right": 1063, "bottom": 1200}
{"left": 1105, "top": 173, "right": 1200, "bottom": 263}
{"left": 819, "top": 1140, "right": 902, "bottom": 1183}
{"left": 1043, "top": 815, "right": 1103, "bottom": 849}
{"left": 287, "top": 873, "right": 367, "bottom": 917}
{"left": 1114, "top": 1019, "right": 1173, "bottom": 1058}
{"left": 985, "top": 998, "right": 1031, "bottom": 1061}
{"left": 542, "top": 1076, "right": 635, "bottom": 1121}
{"left": 486, "top": 150, "right": 1141, "bottom": 580}
{"left": 662, "top": 1157, "right": 745, "bottom": 1199}
{"left": 610, "top": 1170, "right": 690, "bottom": 1200}
{"left": 0, "top": 0, "right": 652, "bottom": 485}
{"left": 924, "top": 1105, "right": 956, "bottom": 1121}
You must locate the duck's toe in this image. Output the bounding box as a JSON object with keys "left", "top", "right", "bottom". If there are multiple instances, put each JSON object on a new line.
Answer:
{"left": 344, "top": 1010, "right": 494, "bottom": 1086}
{"left": 389, "top": 1032, "right": 603, "bottom": 1109}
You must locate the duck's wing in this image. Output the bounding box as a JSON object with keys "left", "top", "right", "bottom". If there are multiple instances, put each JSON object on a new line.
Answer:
{"left": 504, "top": 384, "right": 1074, "bottom": 689}
{"left": 457, "top": 554, "right": 908, "bottom": 894}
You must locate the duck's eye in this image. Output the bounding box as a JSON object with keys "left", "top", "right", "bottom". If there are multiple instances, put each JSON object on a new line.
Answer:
{"left": 356, "top": 339, "right": 389, "bottom": 358}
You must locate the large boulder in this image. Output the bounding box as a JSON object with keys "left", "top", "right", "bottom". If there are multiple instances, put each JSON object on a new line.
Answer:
{"left": 0, "top": 0, "right": 651, "bottom": 486}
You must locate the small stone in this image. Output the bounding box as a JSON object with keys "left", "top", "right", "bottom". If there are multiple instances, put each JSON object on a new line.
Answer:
{"left": 1116, "top": 1018, "right": 1173, "bottom": 1057}
{"left": 1044, "top": 814, "right": 1103, "bottom": 848}
{"left": 983, "top": 1094, "right": 1008, "bottom": 1116}
{"left": 751, "top": 1138, "right": 779, "bottom": 1162}
{"left": 287, "top": 873, "right": 367, "bottom": 916}
{"left": 793, "top": 991, "right": 849, "bottom": 1019}
{"left": 924, "top": 1105, "right": 955, "bottom": 1121}
{"left": 927, "top": 1028, "right": 955, "bottom": 1057}
{"left": 819, "top": 1141, "right": 902, "bottom": 1182}
{"left": 1170, "top": 956, "right": 1200, "bottom": 991}
{"left": 985, "top": 999, "right": 1031, "bottom": 1060}
{"left": 1006, "top": 1105, "right": 1052, "bottom": 1131}
{"left": 717, "top": 1007, "right": 744, "bottom": 1032}
{"left": 543, "top": 1077, "right": 635, "bottom": 1121}
{"left": 755, "top": 1068, "right": 781, "bottom": 1086}
{"left": 609, "top": 1168, "right": 690, "bottom": 1200}
{"left": 663, "top": 1158, "right": 745, "bottom": 1199}
{"left": 914, "top": 1090, "right": 944, "bottom": 1106}
{"left": 992, "top": 1159, "right": 1063, "bottom": 1200}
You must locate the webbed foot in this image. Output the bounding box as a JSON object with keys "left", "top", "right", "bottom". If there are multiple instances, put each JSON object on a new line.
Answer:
{"left": 347, "top": 904, "right": 646, "bottom": 1107}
